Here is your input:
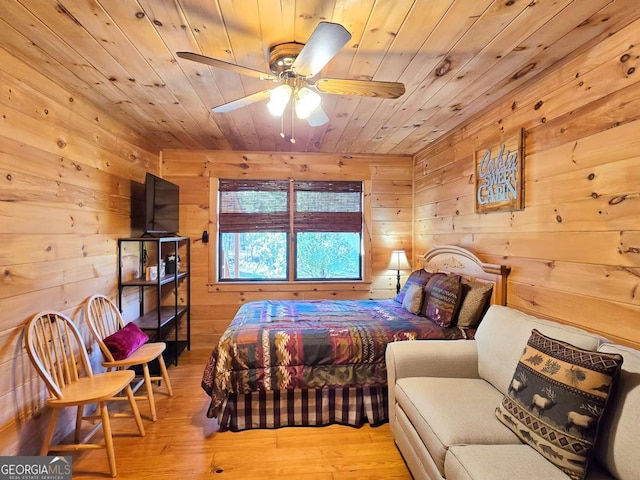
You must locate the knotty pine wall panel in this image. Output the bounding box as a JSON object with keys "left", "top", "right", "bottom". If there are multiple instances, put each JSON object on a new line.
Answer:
{"left": 414, "top": 18, "right": 640, "bottom": 349}
{"left": 162, "top": 150, "right": 413, "bottom": 348}
{"left": 0, "top": 49, "right": 159, "bottom": 455}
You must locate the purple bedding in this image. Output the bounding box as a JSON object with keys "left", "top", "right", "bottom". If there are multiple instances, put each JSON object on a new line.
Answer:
{"left": 202, "top": 299, "right": 471, "bottom": 419}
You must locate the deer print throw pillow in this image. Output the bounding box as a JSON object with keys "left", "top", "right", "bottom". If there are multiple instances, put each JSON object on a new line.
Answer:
{"left": 495, "top": 329, "right": 623, "bottom": 480}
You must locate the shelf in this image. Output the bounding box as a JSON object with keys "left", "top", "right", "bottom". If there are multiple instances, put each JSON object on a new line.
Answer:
{"left": 123, "top": 235, "right": 189, "bottom": 242}
{"left": 132, "top": 305, "right": 187, "bottom": 330}
{"left": 118, "top": 235, "right": 190, "bottom": 366}
{"left": 121, "top": 271, "right": 188, "bottom": 287}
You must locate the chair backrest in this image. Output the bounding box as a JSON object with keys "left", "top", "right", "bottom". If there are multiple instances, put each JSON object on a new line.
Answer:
{"left": 85, "top": 294, "right": 125, "bottom": 363}
{"left": 24, "top": 311, "right": 94, "bottom": 399}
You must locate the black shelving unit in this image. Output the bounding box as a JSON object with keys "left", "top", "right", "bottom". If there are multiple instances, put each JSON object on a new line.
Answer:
{"left": 117, "top": 236, "right": 190, "bottom": 366}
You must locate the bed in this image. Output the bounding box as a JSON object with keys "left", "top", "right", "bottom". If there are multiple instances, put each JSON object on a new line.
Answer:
{"left": 202, "top": 245, "right": 510, "bottom": 431}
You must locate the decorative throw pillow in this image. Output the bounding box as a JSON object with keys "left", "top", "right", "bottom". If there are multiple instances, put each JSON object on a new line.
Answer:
{"left": 422, "top": 273, "right": 462, "bottom": 327}
{"left": 103, "top": 322, "right": 149, "bottom": 360}
{"left": 401, "top": 282, "right": 424, "bottom": 315}
{"left": 394, "top": 269, "right": 433, "bottom": 304}
{"left": 457, "top": 278, "right": 493, "bottom": 328}
{"left": 495, "top": 329, "right": 623, "bottom": 480}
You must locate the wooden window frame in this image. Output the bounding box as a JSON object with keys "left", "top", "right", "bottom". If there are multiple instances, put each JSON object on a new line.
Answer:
{"left": 208, "top": 177, "right": 372, "bottom": 287}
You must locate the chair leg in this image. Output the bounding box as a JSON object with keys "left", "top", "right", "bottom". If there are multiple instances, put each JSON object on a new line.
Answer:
{"left": 41, "top": 408, "right": 59, "bottom": 456}
{"left": 124, "top": 384, "right": 145, "bottom": 437}
{"left": 75, "top": 404, "right": 84, "bottom": 443}
{"left": 157, "top": 354, "right": 174, "bottom": 397}
{"left": 142, "top": 363, "right": 157, "bottom": 421}
{"left": 99, "top": 401, "right": 117, "bottom": 478}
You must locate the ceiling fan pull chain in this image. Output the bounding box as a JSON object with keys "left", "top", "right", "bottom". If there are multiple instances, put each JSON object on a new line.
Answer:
{"left": 280, "top": 112, "right": 285, "bottom": 139}
{"left": 290, "top": 101, "right": 296, "bottom": 144}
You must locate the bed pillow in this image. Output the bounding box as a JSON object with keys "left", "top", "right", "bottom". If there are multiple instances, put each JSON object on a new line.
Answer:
{"left": 496, "top": 329, "right": 623, "bottom": 480}
{"left": 422, "top": 273, "right": 462, "bottom": 327}
{"left": 394, "top": 269, "right": 433, "bottom": 304}
{"left": 457, "top": 278, "right": 493, "bottom": 328}
{"left": 401, "top": 282, "right": 424, "bottom": 315}
{"left": 103, "top": 322, "right": 149, "bottom": 360}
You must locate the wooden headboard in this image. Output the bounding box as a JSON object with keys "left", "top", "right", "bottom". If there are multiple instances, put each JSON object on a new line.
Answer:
{"left": 419, "top": 245, "right": 510, "bottom": 306}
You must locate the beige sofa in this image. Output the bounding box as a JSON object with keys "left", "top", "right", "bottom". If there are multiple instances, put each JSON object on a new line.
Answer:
{"left": 386, "top": 305, "right": 640, "bottom": 480}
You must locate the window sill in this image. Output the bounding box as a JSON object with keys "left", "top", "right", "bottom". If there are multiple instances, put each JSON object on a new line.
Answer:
{"left": 207, "top": 281, "right": 372, "bottom": 294}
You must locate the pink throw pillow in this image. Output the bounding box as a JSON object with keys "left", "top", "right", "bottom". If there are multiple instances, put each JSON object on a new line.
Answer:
{"left": 103, "top": 322, "right": 149, "bottom": 360}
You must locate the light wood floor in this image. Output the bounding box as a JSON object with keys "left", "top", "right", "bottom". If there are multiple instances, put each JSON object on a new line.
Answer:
{"left": 68, "top": 348, "right": 413, "bottom": 479}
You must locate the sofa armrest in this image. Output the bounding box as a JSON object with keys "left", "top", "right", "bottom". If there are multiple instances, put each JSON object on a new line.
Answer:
{"left": 386, "top": 340, "right": 480, "bottom": 434}
{"left": 386, "top": 340, "right": 480, "bottom": 382}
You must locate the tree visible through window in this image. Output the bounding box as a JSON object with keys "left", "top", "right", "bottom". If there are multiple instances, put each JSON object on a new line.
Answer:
{"left": 218, "top": 179, "right": 363, "bottom": 281}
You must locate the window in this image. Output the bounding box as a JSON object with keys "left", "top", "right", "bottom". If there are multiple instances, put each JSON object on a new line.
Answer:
{"left": 218, "top": 179, "right": 363, "bottom": 282}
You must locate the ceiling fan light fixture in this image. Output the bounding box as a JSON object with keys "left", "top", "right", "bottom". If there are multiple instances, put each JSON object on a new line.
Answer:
{"left": 294, "top": 87, "right": 321, "bottom": 119}
{"left": 267, "top": 84, "right": 292, "bottom": 116}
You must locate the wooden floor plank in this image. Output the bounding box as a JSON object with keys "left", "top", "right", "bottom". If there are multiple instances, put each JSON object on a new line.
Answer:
{"left": 68, "top": 348, "right": 411, "bottom": 479}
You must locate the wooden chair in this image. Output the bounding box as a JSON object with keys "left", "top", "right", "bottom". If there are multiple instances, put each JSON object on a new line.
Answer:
{"left": 85, "top": 294, "right": 173, "bottom": 422}
{"left": 24, "top": 311, "right": 145, "bottom": 478}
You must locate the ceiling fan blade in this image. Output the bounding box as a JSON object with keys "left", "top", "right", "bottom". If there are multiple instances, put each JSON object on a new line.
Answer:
{"left": 314, "top": 78, "right": 406, "bottom": 99}
{"left": 177, "top": 52, "right": 276, "bottom": 81}
{"left": 306, "top": 106, "right": 329, "bottom": 127}
{"left": 211, "top": 90, "right": 271, "bottom": 113}
{"left": 292, "top": 22, "right": 352, "bottom": 78}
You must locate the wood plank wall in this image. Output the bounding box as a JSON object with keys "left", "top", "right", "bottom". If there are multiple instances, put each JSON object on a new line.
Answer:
{"left": 0, "top": 47, "right": 159, "bottom": 455}
{"left": 413, "top": 17, "right": 640, "bottom": 350}
{"left": 161, "top": 150, "right": 413, "bottom": 348}
{"left": 4, "top": 9, "right": 639, "bottom": 460}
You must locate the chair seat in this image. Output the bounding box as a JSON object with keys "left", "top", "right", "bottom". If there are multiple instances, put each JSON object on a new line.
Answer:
{"left": 102, "top": 341, "right": 167, "bottom": 369}
{"left": 48, "top": 370, "right": 136, "bottom": 407}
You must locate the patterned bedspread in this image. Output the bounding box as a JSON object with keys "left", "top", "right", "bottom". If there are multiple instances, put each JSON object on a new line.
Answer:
{"left": 202, "top": 299, "right": 468, "bottom": 418}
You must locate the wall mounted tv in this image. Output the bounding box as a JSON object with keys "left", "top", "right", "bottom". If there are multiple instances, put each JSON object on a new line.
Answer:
{"left": 142, "top": 173, "right": 180, "bottom": 235}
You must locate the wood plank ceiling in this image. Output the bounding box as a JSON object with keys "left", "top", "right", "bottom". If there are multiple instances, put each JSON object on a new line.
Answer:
{"left": 1, "top": 0, "right": 638, "bottom": 155}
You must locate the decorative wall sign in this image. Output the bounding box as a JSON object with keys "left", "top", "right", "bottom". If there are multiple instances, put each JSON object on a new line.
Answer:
{"left": 474, "top": 128, "right": 525, "bottom": 213}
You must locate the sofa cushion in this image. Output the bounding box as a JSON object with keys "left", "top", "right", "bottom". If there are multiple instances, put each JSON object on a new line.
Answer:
{"left": 457, "top": 278, "right": 493, "bottom": 329}
{"left": 401, "top": 282, "right": 424, "bottom": 315}
{"left": 496, "top": 329, "right": 623, "bottom": 480}
{"left": 594, "top": 343, "right": 640, "bottom": 480}
{"left": 475, "top": 305, "right": 605, "bottom": 396}
{"left": 422, "top": 273, "right": 462, "bottom": 327}
{"left": 395, "top": 376, "right": 520, "bottom": 476}
{"left": 445, "top": 444, "right": 576, "bottom": 480}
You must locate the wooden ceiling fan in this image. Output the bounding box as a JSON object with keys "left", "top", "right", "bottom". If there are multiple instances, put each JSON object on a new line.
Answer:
{"left": 176, "top": 22, "right": 405, "bottom": 129}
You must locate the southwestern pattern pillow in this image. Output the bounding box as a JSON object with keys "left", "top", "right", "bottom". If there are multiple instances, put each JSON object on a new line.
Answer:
{"left": 422, "top": 273, "right": 462, "bottom": 327}
{"left": 457, "top": 278, "right": 493, "bottom": 328}
{"left": 394, "top": 269, "right": 433, "bottom": 304}
{"left": 496, "top": 329, "right": 623, "bottom": 480}
{"left": 401, "top": 282, "right": 424, "bottom": 315}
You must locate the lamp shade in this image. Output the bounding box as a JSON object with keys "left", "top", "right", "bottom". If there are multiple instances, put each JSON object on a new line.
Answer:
{"left": 267, "top": 84, "right": 292, "bottom": 116}
{"left": 389, "top": 250, "right": 411, "bottom": 271}
{"left": 294, "top": 87, "right": 321, "bottom": 119}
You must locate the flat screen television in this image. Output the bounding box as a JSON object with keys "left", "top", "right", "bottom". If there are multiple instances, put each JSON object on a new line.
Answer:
{"left": 143, "top": 173, "right": 180, "bottom": 235}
